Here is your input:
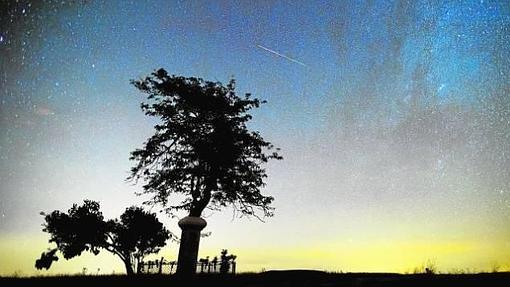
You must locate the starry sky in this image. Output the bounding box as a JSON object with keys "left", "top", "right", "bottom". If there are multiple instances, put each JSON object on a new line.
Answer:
{"left": 1, "top": 0, "right": 509, "bottom": 275}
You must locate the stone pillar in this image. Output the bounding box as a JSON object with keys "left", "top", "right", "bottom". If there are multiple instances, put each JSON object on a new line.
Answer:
{"left": 176, "top": 216, "right": 207, "bottom": 277}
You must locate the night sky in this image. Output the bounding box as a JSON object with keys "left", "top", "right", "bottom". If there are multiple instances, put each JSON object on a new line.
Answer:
{"left": 1, "top": 0, "right": 509, "bottom": 275}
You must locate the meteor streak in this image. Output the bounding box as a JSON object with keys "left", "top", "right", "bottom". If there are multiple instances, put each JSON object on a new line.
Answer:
{"left": 256, "top": 44, "right": 308, "bottom": 67}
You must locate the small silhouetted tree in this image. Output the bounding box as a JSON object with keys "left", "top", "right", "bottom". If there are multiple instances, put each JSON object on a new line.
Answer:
{"left": 219, "top": 249, "right": 236, "bottom": 274}
{"left": 40, "top": 200, "right": 171, "bottom": 275}
{"left": 129, "top": 69, "right": 282, "bottom": 275}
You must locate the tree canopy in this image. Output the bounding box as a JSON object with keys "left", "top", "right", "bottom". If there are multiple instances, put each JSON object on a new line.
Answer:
{"left": 129, "top": 69, "right": 282, "bottom": 218}
{"left": 39, "top": 200, "right": 171, "bottom": 274}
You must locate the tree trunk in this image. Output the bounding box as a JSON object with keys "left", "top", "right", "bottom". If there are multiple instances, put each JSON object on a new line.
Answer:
{"left": 176, "top": 216, "right": 207, "bottom": 277}
{"left": 123, "top": 259, "right": 135, "bottom": 275}
{"left": 190, "top": 187, "right": 211, "bottom": 217}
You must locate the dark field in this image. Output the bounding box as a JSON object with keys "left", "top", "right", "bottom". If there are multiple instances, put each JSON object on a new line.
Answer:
{"left": 1, "top": 270, "right": 509, "bottom": 287}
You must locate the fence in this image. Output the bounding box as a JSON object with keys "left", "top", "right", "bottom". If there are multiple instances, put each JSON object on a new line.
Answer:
{"left": 139, "top": 255, "right": 236, "bottom": 275}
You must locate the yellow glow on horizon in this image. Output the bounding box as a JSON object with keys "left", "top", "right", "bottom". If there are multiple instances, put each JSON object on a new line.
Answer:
{"left": 2, "top": 232, "right": 508, "bottom": 276}
{"left": 0, "top": 234, "right": 124, "bottom": 276}
{"left": 225, "top": 239, "right": 510, "bottom": 273}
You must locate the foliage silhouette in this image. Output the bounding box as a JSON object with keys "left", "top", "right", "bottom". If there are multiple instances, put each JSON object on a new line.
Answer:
{"left": 40, "top": 200, "right": 171, "bottom": 275}
{"left": 34, "top": 248, "right": 58, "bottom": 270}
{"left": 219, "top": 249, "right": 237, "bottom": 274}
{"left": 129, "top": 69, "right": 282, "bottom": 218}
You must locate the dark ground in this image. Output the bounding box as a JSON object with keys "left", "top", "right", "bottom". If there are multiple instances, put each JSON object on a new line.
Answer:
{"left": 1, "top": 270, "right": 509, "bottom": 287}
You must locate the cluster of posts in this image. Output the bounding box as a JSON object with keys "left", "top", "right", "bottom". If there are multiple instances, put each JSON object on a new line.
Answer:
{"left": 139, "top": 249, "right": 236, "bottom": 275}
{"left": 198, "top": 249, "right": 237, "bottom": 274}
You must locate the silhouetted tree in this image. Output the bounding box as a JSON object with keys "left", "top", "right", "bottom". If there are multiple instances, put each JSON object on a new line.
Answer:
{"left": 129, "top": 69, "right": 282, "bottom": 275}
{"left": 40, "top": 200, "right": 171, "bottom": 275}
{"left": 129, "top": 69, "right": 282, "bottom": 218}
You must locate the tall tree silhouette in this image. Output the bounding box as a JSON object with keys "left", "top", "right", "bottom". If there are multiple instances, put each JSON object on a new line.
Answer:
{"left": 129, "top": 69, "right": 282, "bottom": 275}
{"left": 40, "top": 200, "right": 171, "bottom": 275}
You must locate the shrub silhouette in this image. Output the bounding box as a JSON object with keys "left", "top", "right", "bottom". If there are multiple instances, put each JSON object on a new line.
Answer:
{"left": 39, "top": 200, "right": 171, "bottom": 275}
{"left": 219, "top": 249, "right": 236, "bottom": 274}
{"left": 34, "top": 248, "right": 58, "bottom": 270}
